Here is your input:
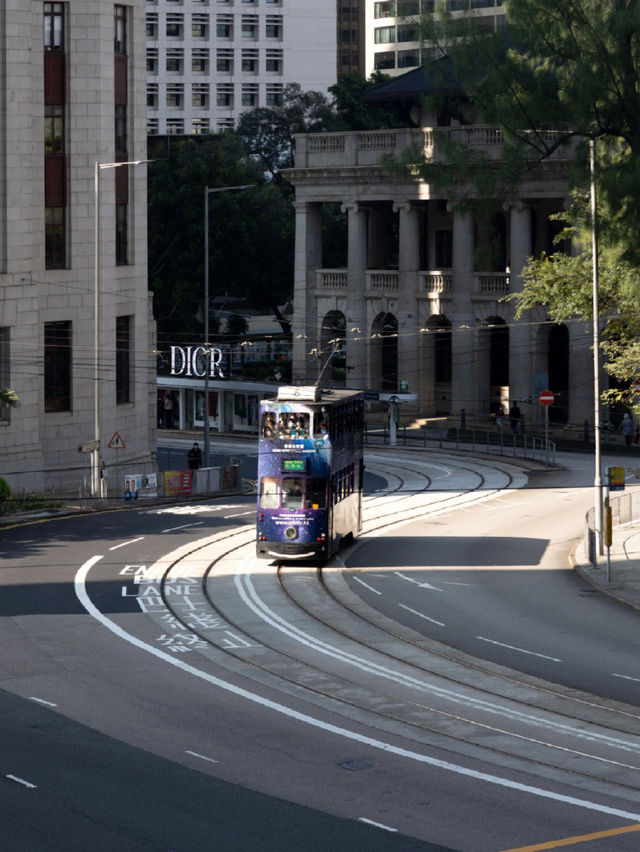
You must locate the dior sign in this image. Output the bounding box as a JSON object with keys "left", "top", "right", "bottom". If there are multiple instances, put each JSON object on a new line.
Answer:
{"left": 170, "top": 345, "right": 225, "bottom": 378}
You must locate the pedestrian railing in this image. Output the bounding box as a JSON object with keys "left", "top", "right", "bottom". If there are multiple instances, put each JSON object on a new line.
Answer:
{"left": 364, "top": 424, "right": 556, "bottom": 466}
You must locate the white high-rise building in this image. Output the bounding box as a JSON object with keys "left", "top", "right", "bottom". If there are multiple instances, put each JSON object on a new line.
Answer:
{"left": 366, "top": 0, "right": 506, "bottom": 77}
{"left": 145, "top": 0, "right": 337, "bottom": 136}
{"left": 0, "top": 2, "right": 156, "bottom": 496}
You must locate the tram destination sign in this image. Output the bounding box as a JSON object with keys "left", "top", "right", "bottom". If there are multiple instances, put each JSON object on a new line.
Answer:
{"left": 170, "top": 345, "right": 225, "bottom": 379}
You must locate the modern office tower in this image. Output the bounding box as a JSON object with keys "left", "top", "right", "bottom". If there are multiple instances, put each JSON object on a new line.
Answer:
{"left": 337, "top": 0, "right": 366, "bottom": 77}
{"left": 366, "top": 0, "right": 506, "bottom": 77}
{"left": 145, "top": 0, "right": 337, "bottom": 136}
{"left": 0, "top": 2, "right": 156, "bottom": 496}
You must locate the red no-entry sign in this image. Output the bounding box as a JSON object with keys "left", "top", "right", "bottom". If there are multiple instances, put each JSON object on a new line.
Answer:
{"left": 539, "top": 390, "right": 554, "bottom": 406}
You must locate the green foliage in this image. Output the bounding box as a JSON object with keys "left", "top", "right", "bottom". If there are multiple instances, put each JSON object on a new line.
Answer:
{"left": 0, "top": 477, "right": 10, "bottom": 502}
{"left": 328, "top": 72, "right": 412, "bottom": 131}
{"left": 0, "top": 388, "right": 19, "bottom": 408}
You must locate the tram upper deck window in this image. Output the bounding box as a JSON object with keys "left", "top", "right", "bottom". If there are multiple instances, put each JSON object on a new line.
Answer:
{"left": 306, "top": 478, "right": 327, "bottom": 509}
{"left": 283, "top": 477, "right": 304, "bottom": 509}
{"left": 259, "top": 477, "right": 280, "bottom": 508}
{"left": 279, "top": 412, "right": 309, "bottom": 439}
{"left": 261, "top": 411, "right": 277, "bottom": 438}
{"left": 313, "top": 412, "right": 328, "bottom": 438}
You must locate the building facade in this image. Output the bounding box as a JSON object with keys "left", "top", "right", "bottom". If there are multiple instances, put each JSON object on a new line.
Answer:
{"left": 285, "top": 75, "right": 593, "bottom": 428}
{"left": 145, "top": 0, "right": 338, "bottom": 136}
{"left": 0, "top": 1, "right": 156, "bottom": 496}
{"left": 366, "top": 0, "right": 506, "bottom": 77}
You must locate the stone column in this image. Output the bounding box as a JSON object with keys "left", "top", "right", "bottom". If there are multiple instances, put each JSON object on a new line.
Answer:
{"left": 343, "top": 202, "right": 368, "bottom": 389}
{"left": 450, "top": 207, "right": 475, "bottom": 415}
{"left": 395, "top": 202, "right": 420, "bottom": 403}
{"left": 292, "top": 201, "right": 322, "bottom": 384}
{"left": 509, "top": 203, "right": 534, "bottom": 404}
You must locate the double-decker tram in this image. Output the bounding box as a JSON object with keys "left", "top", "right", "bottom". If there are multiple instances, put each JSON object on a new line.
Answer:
{"left": 256, "top": 386, "right": 364, "bottom": 561}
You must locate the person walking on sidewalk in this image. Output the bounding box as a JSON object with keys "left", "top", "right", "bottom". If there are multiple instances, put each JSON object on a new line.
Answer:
{"left": 620, "top": 412, "right": 634, "bottom": 446}
{"left": 188, "top": 442, "right": 202, "bottom": 470}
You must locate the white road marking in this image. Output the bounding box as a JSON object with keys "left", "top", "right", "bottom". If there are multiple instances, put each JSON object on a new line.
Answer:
{"left": 6, "top": 775, "right": 37, "bottom": 789}
{"left": 185, "top": 750, "right": 219, "bottom": 764}
{"left": 613, "top": 673, "right": 640, "bottom": 684}
{"left": 162, "top": 522, "right": 205, "bottom": 533}
{"left": 394, "top": 571, "right": 442, "bottom": 591}
{"left": 398, "top": 604, "right": 445, "bottom": 627}
{"left": 476, "top": 636, "right": 562, "bottom": 663}
{"left": 223, "top": 511, "right": 254, "bottom": 519}
{"left": 28, "top": 697, "right": 57, "bottom": 708}
{"left": 109, "top": 537, "right": 145, "bottom": 551}
{"left": 352, "top": 576, "right": 382, "bottom": 595}
{"left": 75, "top": 555, "right": 640, "bottom": 823}
{"left": 358, "top": 818, "right": 398, "bottom": 832}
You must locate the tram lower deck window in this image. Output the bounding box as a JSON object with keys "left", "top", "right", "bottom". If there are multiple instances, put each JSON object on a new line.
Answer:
{"left": 259, "top": 477, "right": 280, "bottom": 508}
{"left": 307, "top": 478, "right": 327, "bottom": 509}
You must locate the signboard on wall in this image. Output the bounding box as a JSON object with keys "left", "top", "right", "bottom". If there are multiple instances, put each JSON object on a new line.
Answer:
{"left": 164, "top": 469, "right": 193, "bottom": 497}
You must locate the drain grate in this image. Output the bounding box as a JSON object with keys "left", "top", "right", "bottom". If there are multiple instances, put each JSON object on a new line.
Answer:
{"left": 339, "top": 759, "right": 378, "bottom": 772}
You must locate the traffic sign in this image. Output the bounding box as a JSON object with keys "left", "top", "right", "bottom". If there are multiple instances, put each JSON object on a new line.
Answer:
{"left": 539, "top": 390, "right": 554, "bottom": 406}
{"left": 108, "top": 431, "right": 126, "bottom": 449}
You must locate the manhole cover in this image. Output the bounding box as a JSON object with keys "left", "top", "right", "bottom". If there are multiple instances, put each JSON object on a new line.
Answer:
{"left": 339, "top": 759, "right": 378, "bottom": 771}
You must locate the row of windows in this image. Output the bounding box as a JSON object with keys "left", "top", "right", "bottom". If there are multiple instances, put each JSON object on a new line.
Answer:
{"left": 374, "top": 48, "right": 421, "bottom": 70}
{"left": 148, "top": 81, "right": 281, "bottom": 108}
{"left": 146, "top": 12, "right": 282, "bottom": 39}
{"left": 147, "top": 0, "right": 282, "bottom": 5}
{"left": 148, "top": 117, "right": 240, "bottom": 133}
{"left": 257, "top": 467, "right": 357, "bottom": 511}
{"left": 332, "top": 463, "right": 356, "bottom": 505}
{"left": 374, "top": 0, "right": 501, "bottom": 13}
{"left": 374, "top": 23, "right": 420, "bottom": 44}
{"left": 147, "top": 47, "right": 282, "bottom": 74}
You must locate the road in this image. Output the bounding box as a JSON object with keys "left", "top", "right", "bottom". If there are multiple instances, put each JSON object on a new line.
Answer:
{"left": 1, "top": 443, "right": 640, "bottom": 850}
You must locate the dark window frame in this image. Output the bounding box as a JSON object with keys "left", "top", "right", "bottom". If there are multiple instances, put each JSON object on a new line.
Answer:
{"left": 116, "top": 315, "right": 131, "bottom": 405}
{"left": 44, "top": 320, "right": 72, "bottom": 412}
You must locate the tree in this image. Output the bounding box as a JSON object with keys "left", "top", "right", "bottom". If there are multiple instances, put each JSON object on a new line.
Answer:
{"left": 415, "top": 1, "right": 640, "bottom": 403}
{"left": 328, "top": 71, "right": 413, "bottom": 131}
{"left": 0, "top": 388, "right": 18, "bottom": 408}
{"left": 236, "top": 83, "right": 333, "bottom": 182}
{"left": 147, "top": 133, "right": 294, "bottom": 346}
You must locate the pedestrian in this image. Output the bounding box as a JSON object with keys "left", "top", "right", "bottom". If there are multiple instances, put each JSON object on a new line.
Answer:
{"left": 188, "top": 441, "right": 202, "bottom": 470}
{"left": 509, "top": 402, "right": 522, "bottom": 434}
{"left": 163, "top": 392, "right": 174, "bottom": 429}
{"left": 620, "top": 413, "right": 634, "bottom": 446}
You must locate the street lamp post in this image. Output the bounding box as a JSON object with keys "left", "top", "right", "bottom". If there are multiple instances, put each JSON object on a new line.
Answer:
{"left": 92, "top": 158, "right": 152, "bottom": 498}
{"left": 202, "top": 184, "right": 253, "bottom": 468}
{"left": 589, "top": 139, "right": 603, "bottom": 555}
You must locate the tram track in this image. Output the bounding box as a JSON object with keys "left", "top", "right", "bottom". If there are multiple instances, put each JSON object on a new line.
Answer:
{"left": 143, "top": 453, "right": 640, "bottom": 803}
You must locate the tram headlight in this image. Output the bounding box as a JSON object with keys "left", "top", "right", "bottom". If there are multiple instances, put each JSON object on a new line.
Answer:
{"left": 285, "top": 526, "right": 297, "bottom": 540}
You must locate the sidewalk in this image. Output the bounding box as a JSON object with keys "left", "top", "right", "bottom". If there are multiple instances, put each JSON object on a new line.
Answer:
{"left": 572, "top": 520, "right": 640, "bottom": 612}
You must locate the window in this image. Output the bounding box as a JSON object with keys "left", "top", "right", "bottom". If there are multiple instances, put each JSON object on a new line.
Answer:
{"left": 147, "top": 83, "right": 159, "bottom": 108}
{"left": 282, "top": 478, "right": 304, "bottom": 509}
{"left": 397, "top": 23, "right": 418, "bottom": 41}
{"left": 265, "top": 84, "right": 283, "bottom": 106}
{"left": 374, "top": 51, "right": 395, "bottom": 69}
{"left": 217, "top": 118, "right": 234, "bottom": 132}
{"left": 217, "top": 15, "right": 233, "bottom": 37}
{"left": 265, "top": 49, "right": 282, "bottom": 72}
{"left": 217, "top": 83, "right": 233, "bottom": 107}
{"left": 192, "top": 83, "right": 209, "bottom": 107}
{"left": 44, "top": 321, "right": 71, "bottom": 413}
{"left": 306, "top": 479, "right": 327, "bottom": 509}
{"left": 115, "top": 204, "right": 128, "bottom": 265}
{"left": 242, "top": 15, "right": 258, "bottom": 38}
{"left": 146, "top": 12, "right": 158, "bottom": 38}
{"left": 192, "top": 49, "right": 209, "bottom": 72}
{"left": 192, "top": 13, "right": 209, "bottom": 37}
{"left": 166, "top": 13, "right": 183, "bottom": 37}
{"left": 166, "top": 84, "right": 184, "bottom": 107}
{"left": 259, "top": 477, "right": 280, "bottom": 509}
{"left": 397, "top": 0, "right": 419, "bottom": 12}
{"left": 114, "top": 6, "right": 127, "bottom": 54}
{"left": 115, "top": 105, "right": 127, "bottom": 156}
{"left": 374, "top": 25, "right": 395, "bottom": 43}
{"left": 397, "top": 48, "right": 419, "bottom": 67}
{"left": 435, "top": 230, "right": 453, "bottom": 268}
{"left": 0, "top": 328, "right": 10, "bottom": 422}
{"left": 166, "top": 118, "right": 184, "bottom": 135}
{"left": 216, "top": 48, "right": 233, "bottom": 72}
{"left": 116, "top": 316, "right": 131, "bottom": 405}
{"left": 44, "top": 3, "right": 64, "bottom": 50}
{"left": 45, "top": 207, "right": 65, "bottom": 269}
{"left": 147, "top": 118, "right": 159, "bottom": 134}
{"left": 374, "top": 1, "right": 395, "bottom": 17}
{"left": 146, "top": 48, "right": 158, "bottom": 73}
{"left": 166, "top": 48, "right": 184, "bottom": 72}
{"left": 241, "top": 49, "right": 258, "bottom": 72}
{"left": 44, "top": 105, "right": 64, "bottom": 154}
{"left": 241, "top": 83, "right": 258, "bottom": 106}
{"left": 192, "top": 118, "right": 210, "bottom": 134}
{"left": 265, "top": 15, "right": 282, "bottom": 38}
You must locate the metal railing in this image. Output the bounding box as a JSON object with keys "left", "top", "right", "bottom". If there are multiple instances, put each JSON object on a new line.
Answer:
{"left": 364, "top": 423, "right": 555, "bottom": 465}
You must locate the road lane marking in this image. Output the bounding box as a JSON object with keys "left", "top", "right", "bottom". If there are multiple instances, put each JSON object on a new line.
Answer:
{"left": 28, "top": 697, "right": 57, "bottom": 707}
{"left": 476, "top": 636, "right": 562, "bottom": 662}
{"left": 394, "top": 571, "right": 442, "bottom": 591}
{"left": 352, "top": 576, "right": 382, "bottom": 595}
{"left": 398, "top": 604, "right": 445, "bottom": 627}
{"left": 499, "top": 822, "right": 640, "bottom": 850}
{"left": 75, "top": 555, "right": 640, "bottom": 824}
{"left": 358, "top": 818, "right": 398, "bottom": 832}
{"left": 185, "top": 751, "right": 218, "bottom": 764}
{"left": 613, "top": 673, "right": 640, "bottom": 683}
{"left": 109, "top": 537, "right": 145, "bottom": 551}
{"left": 161, "top": 522, "right": 205, "bottom": 533}
{"left": 6, "top": 775, "right": 37, "bottom": 789}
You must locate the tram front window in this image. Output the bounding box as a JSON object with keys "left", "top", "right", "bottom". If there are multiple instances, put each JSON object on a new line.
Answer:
{"left": 259, "top": 477, "right": 280, "bottom": 509}
{"left": 283, "top": 477, "right": 304, "bottom": 509}
{"left": 306, "top": 479, "right": 327, "bottom": 509}
{"left": 261, "top": 412, "right": 277, "bottom": 439}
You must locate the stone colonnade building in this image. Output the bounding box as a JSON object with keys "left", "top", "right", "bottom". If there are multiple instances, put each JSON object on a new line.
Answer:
{"left": 0, "top": 2, "right": 156, "bottom": 495}
{"left": 285, "top": 74, "right": 593, "bottom": 428}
